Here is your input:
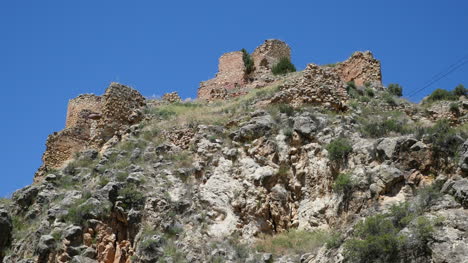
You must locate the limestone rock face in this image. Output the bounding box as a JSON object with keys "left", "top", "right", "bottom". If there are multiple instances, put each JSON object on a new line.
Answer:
{"left": 334, "top": 51, "right": 382, "bottom": 86}
{"left": 270, "top": 64, "right": 348, "bottom": 110}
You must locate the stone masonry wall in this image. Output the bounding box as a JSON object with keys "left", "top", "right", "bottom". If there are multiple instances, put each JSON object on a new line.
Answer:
{"left": 198, "top": 40, "right": 291, "bottom": 101}
{"left": 95, "top": 83, "right": 146, "bottom": 145}
{"left": 270, "top": 64, "right": 349, "bottom": 110}
{"left": 198, "top": 51, "right": 246, "bottom": 100}
{"left": 36, "top": 83, "right": 146, "bottom": 180}
{"left": 162, "top": 92, "right": 182, "bottom": 103}
{"left": 334, "top": 51, "right": 382, "bottom": 86}
{"left": 65, "top": 94, "right": 102, "bottom": 129}
{"left": 251, "top": 39, "right": 291, "bottom": 71}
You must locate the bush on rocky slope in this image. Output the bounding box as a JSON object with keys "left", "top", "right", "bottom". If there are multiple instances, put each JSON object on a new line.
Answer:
{"left": 326, "top": 138, "right": 353, "bottom": 163}
{"left": 271, "top": 57, "right": 296, "bottom": 75}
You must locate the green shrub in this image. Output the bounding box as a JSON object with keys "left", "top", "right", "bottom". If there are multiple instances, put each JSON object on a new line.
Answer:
{"left": 414, "top": 183, "right": 442, "bottom": 213}
{"left": 333, "top": 173, "right": 354, "bottom": 194}
{"left": 271, "top": 57, "right": 296, "bottom": 75}
{"left": 344, "top": 215, "right": 405, "bottom": 263}
{"left": 256, "top": 229, "right": 327, "bottom": 255}
{"left": 62, "top": 195, "right": 109, "bottom": 225}
{"left": 346, "top": 81, "right": 356, "bottom": 90}
{"left": 241, "top": 48, "right": 254, "bottom": 74}
{"left": 283, "top": 128, "right": 293, "bottom": 139}
{"left": 326, "top": 232, "right": 344, "bottom": 249}
{"left": 151, "top": 108, "right": 177, "bottom": 120}
{"left": 426, "top": 88, "right": 457, "bottom": 102}
{"left": 383, "top": 93, "right": 397, "bottom": 106}
{"left": 278, "top": 104, "right": 295, "bottom": 116}
{"left": 449, "top": 103, "right": 460, "bottom": 113}
{"left": 326, "top": 138, "right": 353, "bottom": 163}
{"left": 365, "top": 88, "right": 375, "bottom": 98}
{"left": 118, "top": 184, "right": 145, "bottom": 210}
{"left": 453, "top": 84, "right": 467, "bottom": 97}
{"left": 417, "top": 119, "right": 464, "bottom": 158}
{"left": 387, "top": 83, "right": 403, "bottom": 97}
{"left": 388, "top": 202, "right": 413, "bottom": 229}
{"left": 360, "top": 118, "right": 410, "bottom": 138}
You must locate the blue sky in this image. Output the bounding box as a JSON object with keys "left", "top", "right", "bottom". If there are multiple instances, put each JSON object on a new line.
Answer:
{"left": 1, "top": 0, "right": 467, "bottom": 197}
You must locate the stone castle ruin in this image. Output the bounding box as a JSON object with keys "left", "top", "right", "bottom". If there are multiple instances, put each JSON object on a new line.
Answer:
{"left": 36, "top": 41, "right": 383, "bottom": 180}
{"left": 198, "top": 39, "right": 382, "bottom": 102}
{"left": 36, "top": 83, "right": 146, "bottom": 180}
{"left": 198, "top": 39, "right": 292, "bottom": 100}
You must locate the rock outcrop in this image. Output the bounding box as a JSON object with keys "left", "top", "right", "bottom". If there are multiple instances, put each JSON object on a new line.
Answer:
{"left": 334, "top": 51, "right": 382, "bottom": 86}
{"left": 270, "top": 64, "right": 348, "bottom": 110}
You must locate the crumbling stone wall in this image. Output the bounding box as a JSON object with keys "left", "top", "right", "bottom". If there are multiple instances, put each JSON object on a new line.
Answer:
{"left": 36, "top": 83, "right": 146, "bottom": 180}
{"left": 95, "top": 83, "right": 146, "bottom": 145}
{"left": 334, "top": 51, "right": 382, "bottom": 86}
{"left": 162, "top": 92, "right": 182, "bottom": 103}
{"left": 270, "top": 64, "right": 348, "bottom": 110}
{"left": 198, "top": 40, "right": 291, "bottom": 101}
{"left": 65, "top": 94, "right": 102, "bottom": 129}
{"left": 198, "top": 51, "right": 247, "bottom": 100}
{"left": 251, "top": 39, "right": 291, "bottom": 72}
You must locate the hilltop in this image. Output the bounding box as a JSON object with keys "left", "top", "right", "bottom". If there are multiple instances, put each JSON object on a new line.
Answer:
{"left": 1, "top": 40, "right": 467, "bottom": 263}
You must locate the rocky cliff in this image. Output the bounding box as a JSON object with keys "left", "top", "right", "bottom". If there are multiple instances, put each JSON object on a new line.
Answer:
{"left": 1, "top": 41, "right": 468, "bottom": 263}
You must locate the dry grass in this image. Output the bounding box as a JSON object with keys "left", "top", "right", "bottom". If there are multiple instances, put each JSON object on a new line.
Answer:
{"left": 255, "top": 229, "right": 328, "bottom": 255}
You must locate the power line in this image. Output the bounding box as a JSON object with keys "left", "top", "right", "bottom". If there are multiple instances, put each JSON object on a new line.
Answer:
{"left": 407, "top": 54, "right": 468, "bottom": 98}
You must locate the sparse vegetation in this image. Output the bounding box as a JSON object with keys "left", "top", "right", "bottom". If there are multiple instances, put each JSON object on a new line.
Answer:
{"left": 453, "top": 84, "right": 467, "bottom": 97}
{"left": 449, "top": 102, "right": 460, "bottom": 113}
{"left": 387, "top": 83, "right": 403, "bottom": 97}
{"left": 426, "top": 88, "right": 458, "bottom": 102}
{"left": 416, "top": 119, "right": 466, "bottom": 159}
{"left": 344, "top": 214, "right": 404, "bottom": 263}
{"left": 241, "top": 48, "right": 254, "bottom": 74}
{"left": 326, "top": 138, "right": 353, "bottom": 163}
{"left": 383, "top": 92, "right": 397, "bottom": 105}
{"left": 118, "top": 184, "right": 146, "bottom": 210}
{"left": 256, "top": 229, "right": 327, "bottom": 255}
{"left": 271, "top": 57, "right": 296, "bottom": 75}
{"left": 62, "top": 192, "right": 110, "bottom": 225}
{"left": 325, "top": 232, "right": 344, "bottom": 249}
{"left": 333, "top": 173, "right": 354, "bottom": 194}
{"left": 360, "top": 117, "right": 411, "bottom": 138}
{"left": 365, "top": 88, "right": 375, "bottom": 97}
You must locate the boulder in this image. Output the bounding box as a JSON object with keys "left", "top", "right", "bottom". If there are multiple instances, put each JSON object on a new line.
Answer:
{"left": 230, "top": 114, "right": 274, "bottom": 142}
{"left": 36, "top": 235, "right": 56, "bottom": 261}
{"left": 293, "top": 112, "right": 321, "bottom": 137}
{"left": 12, "top": 185, "right": 39, "bottom": 210}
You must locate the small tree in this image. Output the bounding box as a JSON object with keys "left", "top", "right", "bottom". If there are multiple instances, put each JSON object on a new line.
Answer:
{"left": 272, "top": 57, "right": 296, "bottom": 75}
{"left": 241, "top": 48, "right": 254, "bottom": 74}
{"left": 333, "top": 173, "right": 354, "bottom": 194}
{"left": 426, "top": 88, "right": 457, "bottom": 102}
{"left": 453, "top": 84, "right": 467, "bottom": 97}
{"left": 326, "top": 138, "right": 353, "bottom": 163}
{"left": 387, "top": 83, "right": 403, "bottom": 97}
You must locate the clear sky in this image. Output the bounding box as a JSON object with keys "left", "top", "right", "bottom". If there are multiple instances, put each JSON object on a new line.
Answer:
{"left": 1, "top": 0, "right": 467, "bottom": 197}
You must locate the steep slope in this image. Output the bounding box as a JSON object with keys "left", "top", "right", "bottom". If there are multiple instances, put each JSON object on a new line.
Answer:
{"left": 1, "top": 43, "right": 468, "bottom": 263}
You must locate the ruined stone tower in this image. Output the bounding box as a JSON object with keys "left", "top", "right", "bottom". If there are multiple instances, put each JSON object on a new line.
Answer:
{"left": 198, "top": 39, "right": 291, "bottom": 101}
